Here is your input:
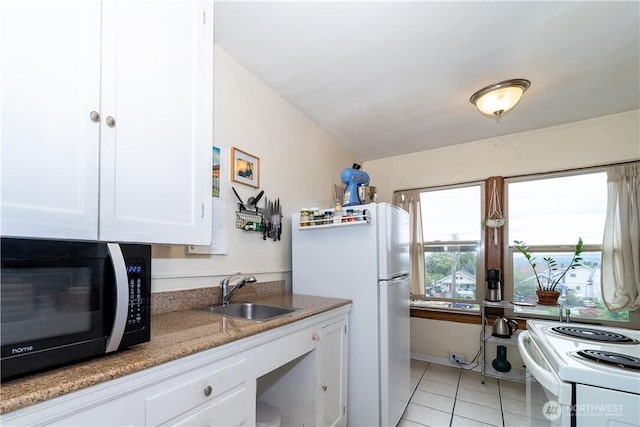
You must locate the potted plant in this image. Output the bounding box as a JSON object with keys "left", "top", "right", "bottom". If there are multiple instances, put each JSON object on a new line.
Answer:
{"left": 514, "top": 238, "right": 584, "bottom": 305}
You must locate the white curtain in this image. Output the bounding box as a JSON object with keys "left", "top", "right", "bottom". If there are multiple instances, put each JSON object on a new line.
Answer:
{"left": 601, "top": 162, "right": 640, "bottom": 311}
{"left": 396, "top": 194, "right": 425, "bottom": 297}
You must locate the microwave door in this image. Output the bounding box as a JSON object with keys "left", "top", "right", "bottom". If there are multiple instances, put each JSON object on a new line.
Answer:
{"left": 1, "top": 237, "right": 150, "bottom": 380}
{"left": 105, "top": 243, "right": 128, "bottom": 353}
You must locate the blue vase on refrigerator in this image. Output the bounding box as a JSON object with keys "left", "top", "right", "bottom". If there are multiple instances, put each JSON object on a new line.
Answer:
{"left": 292, "top": 202, "right": 410, "bottom": 427}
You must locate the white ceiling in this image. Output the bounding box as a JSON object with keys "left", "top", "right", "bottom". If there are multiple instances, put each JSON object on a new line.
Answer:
{"left": 215, "top": 1, "right": 640, "bottom": 161}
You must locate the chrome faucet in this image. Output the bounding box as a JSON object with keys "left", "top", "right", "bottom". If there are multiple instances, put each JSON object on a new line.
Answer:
{"left": 220, "top": 273, "right": 257, "bottom": 306}
{"left": 559, "top": 304, "right": 571, "bottom": 323}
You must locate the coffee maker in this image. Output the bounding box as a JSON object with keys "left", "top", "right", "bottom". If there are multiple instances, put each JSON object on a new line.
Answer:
{"left": 485, "top": 269, "right": 502, "bottom": 302}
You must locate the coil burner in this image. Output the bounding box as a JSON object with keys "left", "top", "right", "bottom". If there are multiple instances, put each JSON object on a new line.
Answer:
{"left": 574, "top": 349, "right": 640, "bottom": 370}
{"left": 551, "top": 326, "right": 638, "bottom": 343}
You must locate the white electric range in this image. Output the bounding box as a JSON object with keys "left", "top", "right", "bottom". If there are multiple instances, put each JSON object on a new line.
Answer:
{"left": 518, "top": 320, "right": 640, "bottom": 426}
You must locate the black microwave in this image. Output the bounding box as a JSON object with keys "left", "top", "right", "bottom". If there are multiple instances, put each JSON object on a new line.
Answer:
{"left": 1, "top": 237, "right": 151, "bottom": 380}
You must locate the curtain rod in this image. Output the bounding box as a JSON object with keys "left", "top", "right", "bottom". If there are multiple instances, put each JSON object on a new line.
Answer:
{"left": 394, "top": 179, "right": 485, "bottom": 195}
{"left": 505, "top": 159, "right": 639, "bottom": 181}
{"left": 394, "top": 159, "right": 639, "bottom": 194}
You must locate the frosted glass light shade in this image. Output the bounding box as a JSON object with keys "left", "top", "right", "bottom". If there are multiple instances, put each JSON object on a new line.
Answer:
{"left": 470, "top": 79, "right": 531, "bottom": 119}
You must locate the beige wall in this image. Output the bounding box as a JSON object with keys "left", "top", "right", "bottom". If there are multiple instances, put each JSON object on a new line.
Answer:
{"left": 150, "top": 47, "right": 640, "bottom": 364}
{"left": 410, "top": 317, "right": 525, "bottom": 371}
{"left": 151, "top": 47, "right": 357, "bottom": 292}
{"left": 365, "top": 110, "right": 640, "bottom": 203}
{"left": 365, "top": 109, "right": 640, "bottom": 361}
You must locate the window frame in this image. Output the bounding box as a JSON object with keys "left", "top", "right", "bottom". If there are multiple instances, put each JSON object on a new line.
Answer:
{"left": 408, "top": 181, "right": 486, "bottom": 312}
{"left": 503, "top": 167, "right": 635, "bottom": 327}
{"left": 402, "top": 164, "right": 638, "bottom": 329}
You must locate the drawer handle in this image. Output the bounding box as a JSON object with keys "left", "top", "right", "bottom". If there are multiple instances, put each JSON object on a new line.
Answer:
{"left": 312, "top": 333, "right": 320, "bottom": 342}
{"left": 322, "top": 385, "right": 327, "bottom": 391}
{"left": 204, "top": 385, "right": 213, "bottom": 397}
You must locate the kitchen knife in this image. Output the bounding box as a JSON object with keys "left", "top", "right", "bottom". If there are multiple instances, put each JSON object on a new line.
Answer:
{"left": 268, "top": 201, "right": 275, "bottom": 239}
{"left": 277, "top": 199, "right": 282, "bottom": 240}
{"left": 263, "top": 197, "right": 270, "bottom": 240}
{"left": 232, "top": 187, "right": 246, "bottom": 211}
{"left": 272, "top": 199, "right": 279, "bottom": 241}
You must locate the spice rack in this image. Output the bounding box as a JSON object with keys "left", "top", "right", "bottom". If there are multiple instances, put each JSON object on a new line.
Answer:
{"left": 298, "top": 208, "right": 371, "bottom": 230}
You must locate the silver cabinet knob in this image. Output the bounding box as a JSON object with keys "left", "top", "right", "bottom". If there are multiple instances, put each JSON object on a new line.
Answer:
{"left": 106, "top": 116, "right": 116, "bottom": 127}
{"left": 89, "top": 111, "right": 100, "bottom": 122}
{"left": 203, "top": 385, "right": 212, "bottom": 397}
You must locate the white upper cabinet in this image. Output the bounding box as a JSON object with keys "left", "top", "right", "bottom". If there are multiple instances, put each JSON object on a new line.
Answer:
{"left": 1, "top": 0, "right": 102, "bottom": 240}
{"left": 99, "top": 1, "right": 213, "bottom": 244}
{"left": 1, "top": 0, "right": 213, "bottom": 245}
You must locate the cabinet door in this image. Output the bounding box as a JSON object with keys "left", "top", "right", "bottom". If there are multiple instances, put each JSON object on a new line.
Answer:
{"left": 0, "top": 0, "right": 101, "bottom": 240}
{"left": 99, "top": 0, "right": 213, "bottom": 244}
{"left": 317, "top": 318, "right": 348, "bottom": 427}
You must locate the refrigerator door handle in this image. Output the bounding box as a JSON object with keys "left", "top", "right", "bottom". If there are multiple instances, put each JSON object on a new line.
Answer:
{"left": 384, "top": 274, "right": 409, "bottom": 284}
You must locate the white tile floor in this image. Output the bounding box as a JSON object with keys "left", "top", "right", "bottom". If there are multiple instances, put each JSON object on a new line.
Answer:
{"left": 400, "top": 360, "right": 544, "bottom": 427}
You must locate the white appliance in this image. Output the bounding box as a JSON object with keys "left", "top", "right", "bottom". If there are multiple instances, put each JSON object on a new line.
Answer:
{"left": 518, "top": 320, "right": 640, "bottom": 426}
{"left": 292, "top": 202, "right": 410, "bottom": 427}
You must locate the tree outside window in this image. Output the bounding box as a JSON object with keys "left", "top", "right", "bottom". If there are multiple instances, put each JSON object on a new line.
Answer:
{"left": 413, "top": 184, "right": 483, "bottom": 311}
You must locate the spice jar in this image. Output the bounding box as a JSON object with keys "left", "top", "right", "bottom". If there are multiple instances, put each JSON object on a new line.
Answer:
{"left": 300, "top": 208, "right": 310, "bottom": 227}
{"left": 345, "top": 209, "right": 354, "bottom": 222}
{"left": 310, "top": 207, "right": 320, "bottom": 226}
{"left": 314, "top": 212, "right": 325, "bottom": 225}
{"left": 324, "top": 210, "right": 333, "bottom": 224}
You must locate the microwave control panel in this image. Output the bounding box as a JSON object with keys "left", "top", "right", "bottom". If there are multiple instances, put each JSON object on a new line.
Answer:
{"left": 125, "top": 260, "right": 146, "bottom": 330}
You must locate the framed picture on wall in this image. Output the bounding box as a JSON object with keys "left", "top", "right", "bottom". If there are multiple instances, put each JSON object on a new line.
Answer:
{"left": 231, "top": 147, "right": 260, "bottom": 188}
{"left": 212, "top": 146, "right": 221, "bottom": 198}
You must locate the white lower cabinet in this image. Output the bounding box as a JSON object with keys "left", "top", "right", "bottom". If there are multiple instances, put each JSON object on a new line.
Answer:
{"left": 1, "top": 307, "right": 349, "bottom": 427}
{"left": 317, "top": 318, "right": 348, "bottom": 427}
{"left": 254, "top": 316, "right": 348, "bottom": 427}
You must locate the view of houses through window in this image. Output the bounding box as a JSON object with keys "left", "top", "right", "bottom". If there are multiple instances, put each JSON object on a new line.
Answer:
{"left": 506, "top": 171, "right": 629, "bottom": 323}
{"left": 424, "top": 245, "right": 478, "bottom": 309}
{"left": 409, "top": 169, "right": 630, "bottom": 325}
{"left": 412, "top": 184, "right": 482, "bottom": 311}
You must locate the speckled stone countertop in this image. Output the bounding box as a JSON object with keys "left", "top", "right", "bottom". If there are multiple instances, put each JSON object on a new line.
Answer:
{"left": 0, "top": 293, "right": 351, "bottom": 414}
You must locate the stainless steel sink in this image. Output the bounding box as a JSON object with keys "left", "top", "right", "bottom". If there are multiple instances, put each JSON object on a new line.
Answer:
{"left": 202, "top": 303, "right": 299, "bottom": 321}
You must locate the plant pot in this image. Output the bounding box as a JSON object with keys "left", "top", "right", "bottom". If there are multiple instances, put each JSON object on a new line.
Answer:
{"left": 536, "top": 290, "right": 561, "bottom": 306}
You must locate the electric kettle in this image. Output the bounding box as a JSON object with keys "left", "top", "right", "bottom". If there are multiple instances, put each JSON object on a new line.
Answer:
{"left": 492, "top": 316, "right": 518, "bottom": 338}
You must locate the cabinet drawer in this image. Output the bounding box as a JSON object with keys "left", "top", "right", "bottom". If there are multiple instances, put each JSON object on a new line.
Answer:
{"left": 170, "top": 384, "right": 250, "bottom": 427}
{"left": 250, "top": 324, "right": 319, "bottom": 378}
{"left": 146, "top": 356, "right": 246, "bottom": 426}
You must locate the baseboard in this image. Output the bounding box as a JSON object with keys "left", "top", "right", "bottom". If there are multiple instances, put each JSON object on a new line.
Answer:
{"left": 410, "top": 352, "right": 480, "bottom": 371}
{"left": 411, "top": 352, "right": 528, "bottom": 382}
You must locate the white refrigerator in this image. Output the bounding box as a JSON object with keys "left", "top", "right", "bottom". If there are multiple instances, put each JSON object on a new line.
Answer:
{"left": 292, "top": 202, "right": 411, "bottom": 427}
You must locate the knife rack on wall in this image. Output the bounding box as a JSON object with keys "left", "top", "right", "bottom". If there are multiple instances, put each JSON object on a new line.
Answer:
{"left": 235, "top": 210, "right": 264, "bottom": 231}
{"left": 232, "top": 187, "right": 282, "bottom": 241}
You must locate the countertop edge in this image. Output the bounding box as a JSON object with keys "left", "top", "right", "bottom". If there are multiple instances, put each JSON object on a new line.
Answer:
{"left": 1, "top": 294, "right": 351, "bottom": 415}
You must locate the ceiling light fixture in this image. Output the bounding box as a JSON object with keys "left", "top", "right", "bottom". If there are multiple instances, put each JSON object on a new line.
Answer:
{"left": 470, "top": 78, "right": 531, "bottom": 120}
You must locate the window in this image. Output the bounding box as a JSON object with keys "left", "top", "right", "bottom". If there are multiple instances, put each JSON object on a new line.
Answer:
{"left": 411, "top": 183, "right": 484, "bottom": 311}
{"left": 506, "top": 170, "right": 630, "bottom": 324}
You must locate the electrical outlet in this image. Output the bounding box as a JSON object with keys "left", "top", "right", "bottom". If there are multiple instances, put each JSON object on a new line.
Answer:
{"left": 449, "top": 353, "right": 465, "bottom": 364}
